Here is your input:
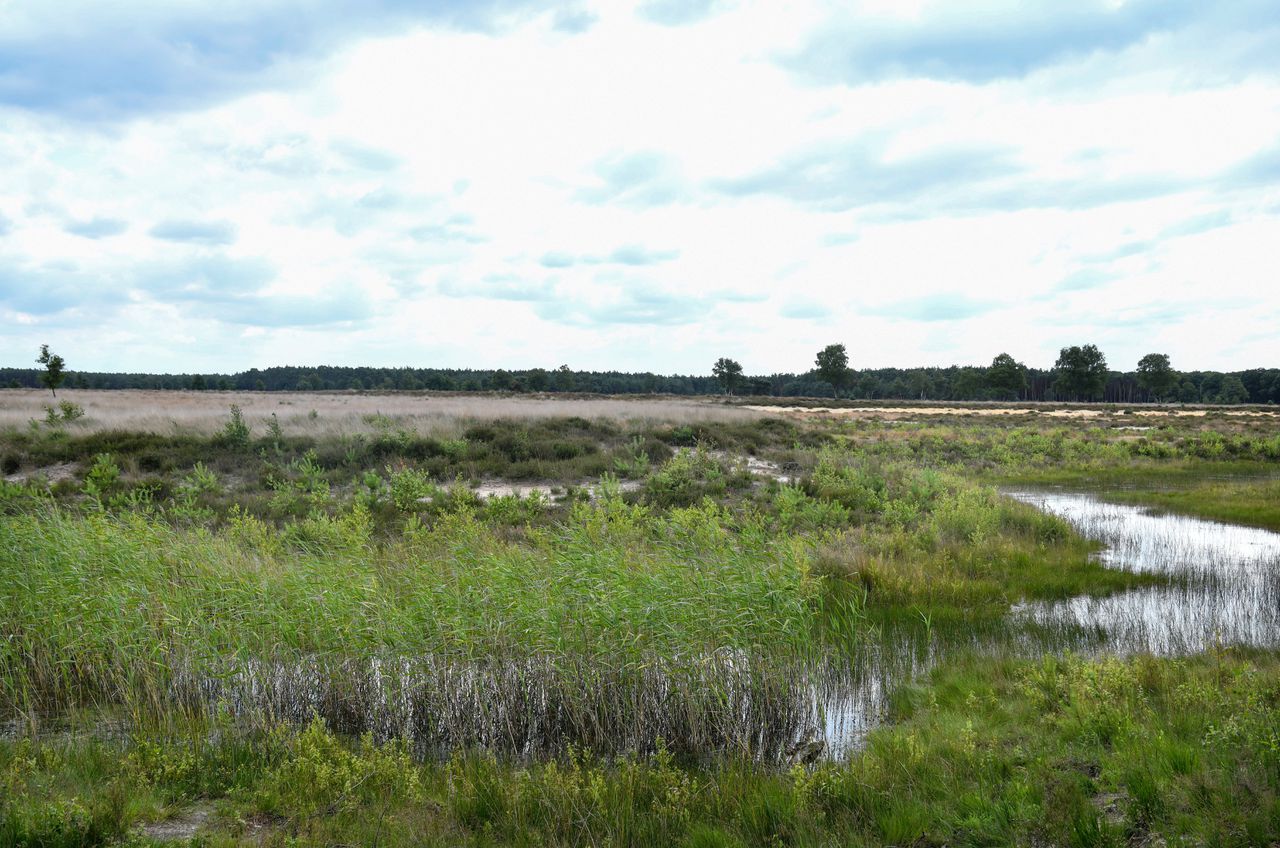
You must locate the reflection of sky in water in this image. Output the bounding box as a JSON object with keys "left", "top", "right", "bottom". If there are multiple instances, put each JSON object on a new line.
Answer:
{"left": 1007, "top": 491, "right": 1280, "bottom": 654}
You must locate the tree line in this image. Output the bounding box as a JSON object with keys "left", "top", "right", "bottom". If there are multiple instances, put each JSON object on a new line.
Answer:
{"left": 3, "top": 344, "right": 1275, "bottom": 404}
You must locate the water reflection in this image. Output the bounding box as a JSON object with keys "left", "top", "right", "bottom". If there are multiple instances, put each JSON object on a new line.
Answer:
{"left": 1008, "top": 491, "right": 1280, "bottom": 653}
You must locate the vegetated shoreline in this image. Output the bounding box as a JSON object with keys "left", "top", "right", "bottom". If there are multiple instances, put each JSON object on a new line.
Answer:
{"left": 2, "top": 406, "right": 1278, "bottom": 845}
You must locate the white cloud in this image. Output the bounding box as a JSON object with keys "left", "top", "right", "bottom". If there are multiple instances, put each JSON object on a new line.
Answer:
{"left": 1, "top": 0, "right": 1278, "bottom": 374}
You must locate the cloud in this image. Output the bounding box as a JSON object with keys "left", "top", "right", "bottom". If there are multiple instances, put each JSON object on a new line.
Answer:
{"left": 605, "top": 244, "right": 679, "bottom": 265}
{"left": 539, "top": 251, "right": 576, "bottom": 268}
{"left": 0, "top": 214, "right": 11, "bottom": 237}
{"left": 539, "top": 244, "right": 680, "bottom": 268}
{"left": 329, "top": 139, "right": 402, "bottom": 172}
{"left": 868, "top": 293, "right": 1002, "bottom": 322}
{"left": 1090, "top": 302, "right": 1203, "bottom": 329}
{"left": 406, "top": 216, "right": 485, "bottom": 244}
{"left": 64, "top": 217, "right": 128, "bottom": 239}
{"left": 206, "top": 288, "right": 372, "bottom": 327}
{"left": 301, "top": 189, "right": 448, "bottom": 237}
{"left": 135, "top": 255, "right": 276, "bottom": 302}
{"left": 438, "top": 274, "right": 556, "bottom": 301}
{"left": 636, "top": 0, "right": 719, "bottom": 27}
{"left": 538, "top": 284, "right": 708, "bottom": 326}
{"left": 713, "top": 140, "right": 1019, "bottom": 212}
{"left": 1220, "top": 143, "right": 1280, "bottom": 189}
{"left": 131, "top": 254, "right": 370, "bottom": 326}
{"left": 1054, "top": 268, "right": 1116, "bottom": 293}
{"left": 784, "top": 0, "right": 1202, "bottom": 85}
{"left": 1159, "top": 210, "right": 1233, "bottom": 239}
{"left": 149, "top": 219, "right": 237, "bottom": 246}
{"left": 575, "top": 151, "right": 687, "bottom": 207}
{"left": 0, "top": 0, "right": 559, "bottom": 121}
{"left": 0, "top": 258, "right": 130, "bottom": 315}
{"left": 552, "top": 8, "right": 597, "bottom": 33}
{"left": 780, "top": 300, "right": 827, "bottom": 320}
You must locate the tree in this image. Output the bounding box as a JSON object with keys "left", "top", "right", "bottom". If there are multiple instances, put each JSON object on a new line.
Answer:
{"left": 1052, "top": 344, "right": 1108, "bottom": 401}
{"left": 1135, "top": 353, "right": 1176, "bottom": 402}
{"left": 815, "top": 344, "right": 851, "bottom": 398}
{"left": 36, "top": 344, "right": 66, "bottom": 397}
{"left": 986, "top": 353, "right": 1027, "bottom": 400}
{"left": 1211, "top": 374, "right": 1249, "bottom": 404}
{"left": 711, "top": 357, "right": 744, "bottom": 395}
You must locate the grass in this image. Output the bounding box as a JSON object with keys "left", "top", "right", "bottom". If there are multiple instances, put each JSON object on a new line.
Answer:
{"left": 1103, "top": 477, "right": 1280, "bottom": 532}
{"left": 0, "top": 389, "right": 761, "bottom": 437}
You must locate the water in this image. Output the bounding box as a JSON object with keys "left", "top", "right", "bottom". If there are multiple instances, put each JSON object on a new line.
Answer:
{"left": 1007, "top": 490, "right": 1280, "bottom": 653}
{"left": 816, "top": 490, "right": 1280, "bottom": 758}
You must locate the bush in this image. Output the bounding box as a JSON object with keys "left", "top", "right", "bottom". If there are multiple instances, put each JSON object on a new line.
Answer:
{"left": 217, "top": 404, "right": 252, "bottom": 448}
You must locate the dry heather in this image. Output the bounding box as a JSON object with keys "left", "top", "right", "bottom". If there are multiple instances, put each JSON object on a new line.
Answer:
{"left": 0, "top": 389, "right": 759, "bottom": 436}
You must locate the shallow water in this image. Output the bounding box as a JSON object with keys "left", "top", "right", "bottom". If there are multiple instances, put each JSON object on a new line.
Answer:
{"left": 816, "top": 490, "right": 1280, "bottom": 758}
{"left": 1007, "top": 490, "right": 1280, "bottom": 654}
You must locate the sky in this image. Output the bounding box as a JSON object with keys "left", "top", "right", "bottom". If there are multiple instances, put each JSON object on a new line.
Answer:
{"left": 1, "top": 0, "right": 1278, "bottom": 376}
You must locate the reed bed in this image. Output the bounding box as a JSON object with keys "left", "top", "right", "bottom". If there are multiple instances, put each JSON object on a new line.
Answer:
{"left": 0, "top": 495, "right": 826, "bottom": 760}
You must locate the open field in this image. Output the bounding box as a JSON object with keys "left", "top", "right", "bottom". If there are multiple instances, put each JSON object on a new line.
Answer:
{"left": 2, "top": 398, "right": 1279, "bottom": 845}
{"left": 0, "top": 389, "right": 759, "bottom": 436}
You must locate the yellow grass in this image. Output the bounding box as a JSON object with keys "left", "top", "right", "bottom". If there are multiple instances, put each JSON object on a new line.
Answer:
{"left": 0, "top": 389, "right": 760, "bottom": 436}
{"left": 744, "top": 404, "right": 1278, "bottom": 419}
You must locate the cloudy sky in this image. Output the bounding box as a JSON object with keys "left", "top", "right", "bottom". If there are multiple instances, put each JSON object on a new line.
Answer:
{"left": 1, "top": 0, "right": 1277, "bottom": 376}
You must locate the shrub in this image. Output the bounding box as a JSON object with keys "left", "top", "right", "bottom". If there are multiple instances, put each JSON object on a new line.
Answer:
{"left": 218, "top": 404, "right": 251, "bottom": 448}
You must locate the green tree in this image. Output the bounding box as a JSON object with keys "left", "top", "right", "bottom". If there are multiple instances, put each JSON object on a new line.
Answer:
{"left": 1212, "top": 374, "right": 1249, "bottom": 404}
{"left": 815, "top": 344, "right": 851, "bottom": 398}
{"left": 986, "top": 353, "right": 1027, "bottom": 400}
{"left": 1052, "top": 344, "right": 1108, "bottom": 401}
{"left": 36, "top": 344, "right": 66, "bottom": 397}
{"left": 1135, "top": 353, "right": 1176, "bottom": 402}
{"left": 711, "top": 357, "right": 744, "bottom": 395}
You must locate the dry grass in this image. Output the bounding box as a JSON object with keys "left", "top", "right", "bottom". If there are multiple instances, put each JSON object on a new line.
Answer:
{"left": 0, "top": 389, "right": 760, "bottom": 436}
{"left": 745, "top": 404, "right": 1279, "bottom": 420}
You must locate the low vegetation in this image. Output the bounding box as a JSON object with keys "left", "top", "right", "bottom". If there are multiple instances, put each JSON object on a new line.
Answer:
{"left": 1, "top": 397, "right": 1277, "bottom": 845}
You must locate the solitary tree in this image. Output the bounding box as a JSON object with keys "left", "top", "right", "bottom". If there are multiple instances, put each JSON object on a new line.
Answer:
{"left": 711, "top": 357, "right": 744, "bottom": 395}
{"left": 1135, "top": 353, "right": 1176, "bottom": 402}
{"left": 36, "top": 344, "right": 66, "bottom": 397}
{"left": 1053, "top": 344, "right": 1108, "bottom": 401}
{"left": 986, "top": 353, "right": 1027, "bottom": 400}
{"left": 815, "top": 344, "right": 851, "bottom": 398}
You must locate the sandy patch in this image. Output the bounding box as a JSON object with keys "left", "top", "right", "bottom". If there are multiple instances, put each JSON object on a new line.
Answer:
{"left": 745, "top": 405, "right": 1278, "bottom": 419}
{"left": 3, "top": 462, "right": 78, "bottom": 485}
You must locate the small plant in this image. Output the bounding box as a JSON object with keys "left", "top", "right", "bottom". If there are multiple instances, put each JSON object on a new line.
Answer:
{"left": 219, "top": 404, "right": 252, "bottom": 447}
{"left": 613, "top": 436, "right": 652, "bottom": 478}
{"left": 41, "top": 401, "right": 86, "bottom": 427}
{"left": 263, "top": 412, "right": 284, "bottom": 449}
{"left": 83, "top": 453, "right": 121, "bottom": 503}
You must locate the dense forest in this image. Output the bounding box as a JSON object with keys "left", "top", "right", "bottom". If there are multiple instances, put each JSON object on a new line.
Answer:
{"left": 2, "top": 360, "right": 1276, "bottom": 404}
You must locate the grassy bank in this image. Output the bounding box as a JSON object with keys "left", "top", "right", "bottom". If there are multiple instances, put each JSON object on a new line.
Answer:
{"left": 1102, "top": 477, "right": 1280, "bottom": 532}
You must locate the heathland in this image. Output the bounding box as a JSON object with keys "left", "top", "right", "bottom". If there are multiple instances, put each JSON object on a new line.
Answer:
{"left": 1, "top": 390, "right": 1278, "bottom": 846}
